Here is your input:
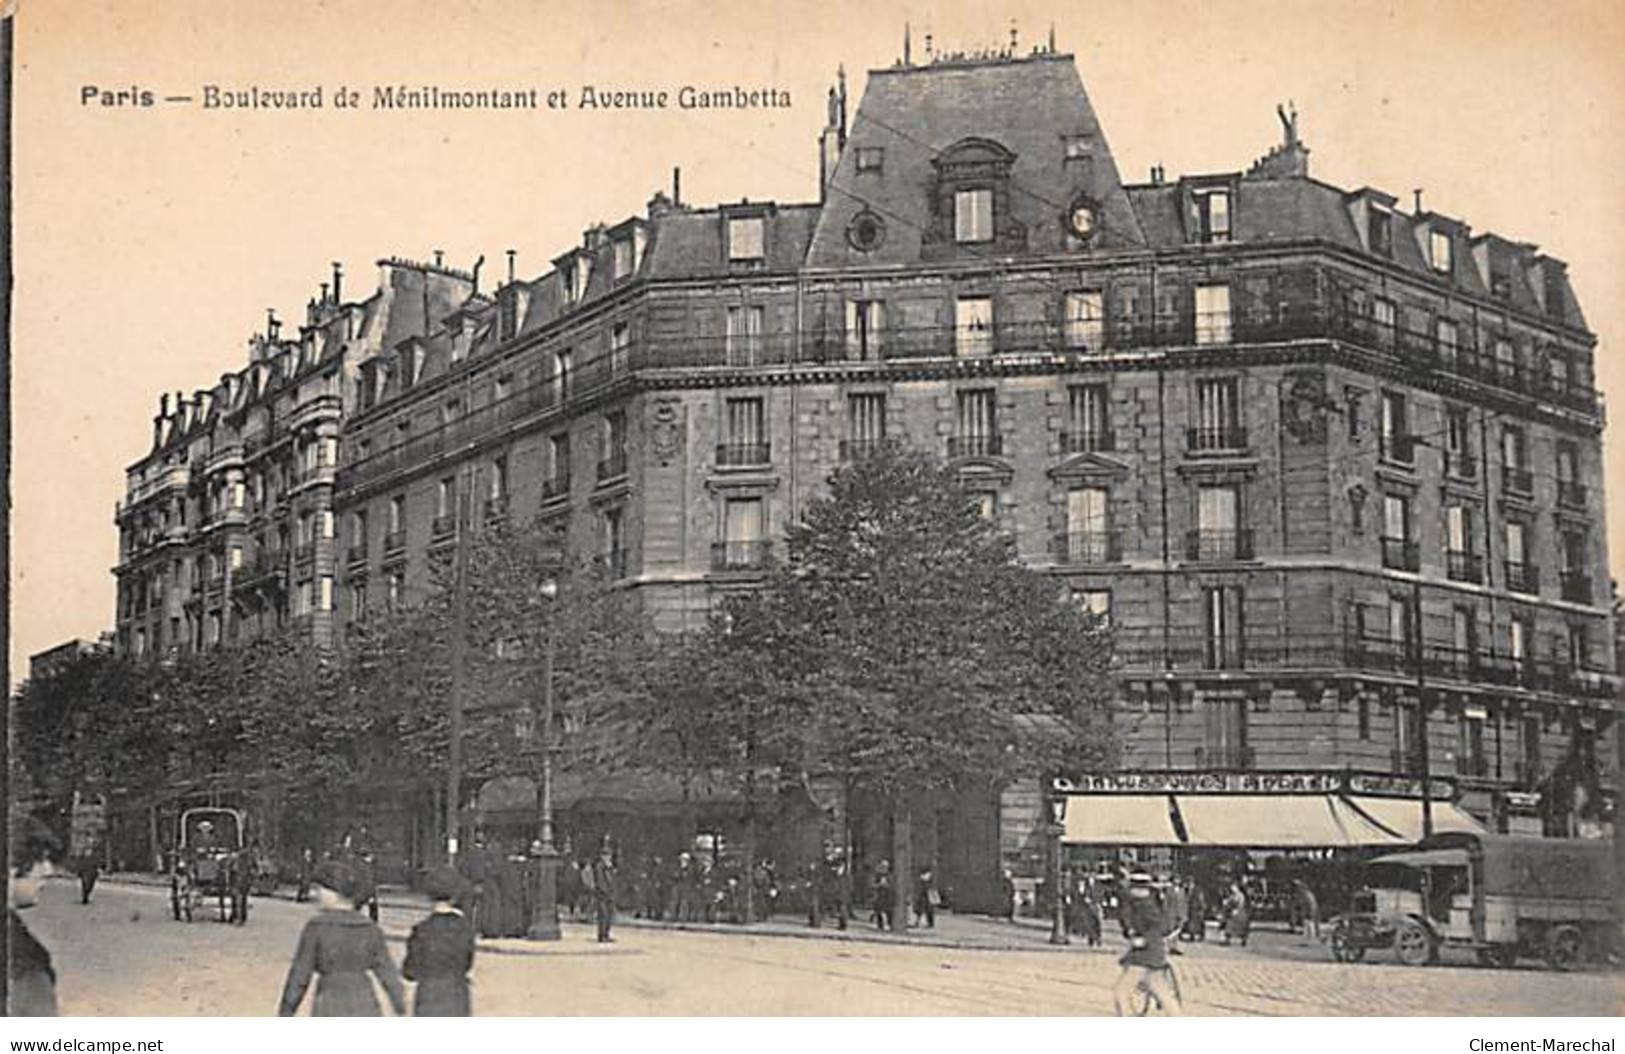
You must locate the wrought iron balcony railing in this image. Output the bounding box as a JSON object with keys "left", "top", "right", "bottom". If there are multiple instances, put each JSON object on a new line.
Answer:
{"left": 947, "top": 434, "right": 1002, "bottom": 458}
{"left": 542, "top": 473, "right": 571, "bottom": 501}
{"left": 1504, "top": 561, "right": 1540, "bottom": 595}
{"left": 1060, "top": 428, "right": 1115, "bottom": 454}
{"left": 597, "top": 450, "right": 628, "bottom": 481}
{"left": 839, "top": 438, "right": 894, "bottom": 462}
{"left": 1556, "top": 480, "right": 1589, "bottom": 509}
{"left": 715, "top": 442, "right": 771, "bottom": 467}
{"left": 1445, "top": 549, "right": 1484, "bottom": 584}
{"left": 1502, "top": 465, "right": 1534, "bottom": 495}
{"left": 1443, "top": 449, "right": 1478, "bottom": 481}
{"left": 1380, "top": 536, "right": 1420, "bottom": 572}
{"left": 1185, "top": 528, "right": 1255, "bottom": 562}
{"left": 1560, "top": 570, "right": 1593, "bottom": 604}
{"left": 1186, "top": 425, "right": 1248, "bottom": 453}
{"left": 1051, "top": 529, "right": 1123, "bottom": 566}
{"left": 711, "top": 540, "right": 772, "bottom": 573}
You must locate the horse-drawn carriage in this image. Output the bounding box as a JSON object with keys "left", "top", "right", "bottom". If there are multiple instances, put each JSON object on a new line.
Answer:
{"left": 169, "top": 806, "right": 252, "bottom": 923}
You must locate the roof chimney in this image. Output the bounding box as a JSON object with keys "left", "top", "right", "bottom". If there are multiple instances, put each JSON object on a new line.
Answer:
{"left": 433, "top": 249, "right": 445, "bottom": 268}
{"left": 331, "top": 261, "right": 343, "bottom": 302}
{"left": 1413, "top": 188, "right": 1424, "bottom": 214}
{"left": 266, "top": 309, "right": 280, "bottom": 341}
{"left": 506, "top": 249, "right": 517, "bottom": 284}
{"left": 672, "top": 166, "right": 681, "bottom": 207}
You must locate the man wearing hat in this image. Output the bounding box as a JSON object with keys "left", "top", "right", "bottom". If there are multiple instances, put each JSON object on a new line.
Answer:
{"left": 1111, "top": 870, "right": 1178, "bottom": 1015}
{"left": 403, "top": 866, "right": 476, "bottom": 1016}
{"left": 590, "top": 843, "right": 618, "bottom": 943}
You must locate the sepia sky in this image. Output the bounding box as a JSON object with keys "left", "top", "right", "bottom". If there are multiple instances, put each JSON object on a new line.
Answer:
{"left": 10, "top": 0, "right": 1625, "bottom": 682}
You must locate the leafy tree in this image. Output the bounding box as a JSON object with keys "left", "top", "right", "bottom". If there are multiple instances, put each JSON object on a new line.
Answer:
{"left": 719, "top": 444, "right": 1118, "bottom": 927}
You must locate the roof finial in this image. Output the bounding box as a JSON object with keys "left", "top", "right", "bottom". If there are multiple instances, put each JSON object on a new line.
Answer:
{"left": 903, "top": 21, "right": 912, "bottom": 66}
{"left": 1048, "top": 22, "right": 1056, "bottom": 52}
{"left": 1413, "top": 188, "right": 1424, "bottom": 214}
{"left": 1276, "top": 100, "right": 1300, "bottom": 146}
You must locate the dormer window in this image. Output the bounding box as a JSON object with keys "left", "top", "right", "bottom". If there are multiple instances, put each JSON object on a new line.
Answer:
{"left": 1429, "top": 229, "right": 1452, "bottom": 274}
{"left": 727, "top": 217, "right": 765, "bottom": 261}
{"left": 1369, "top": 208, "right": 1393, "bottom": 258}
{"left": 613, "top": 238, "right": 635, "bottom": 281}
{"left": 498, "top": 287, "right": 518, "bottom": 339}
{"left": 928, "top": 138, "right": 1019, "bottom": 257}
{"left": 1196, "top": 189, "right": 1231, "bottom": 244}
{"left": 575, "top": 256, "right": 592, "bottom": 299}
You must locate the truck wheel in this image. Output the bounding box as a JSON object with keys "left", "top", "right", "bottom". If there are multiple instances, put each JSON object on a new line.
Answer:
{"left": 1545, "top": 926, "right": 1584, "bottom": 971}
{"left": 1394, "top": 920, "right": 1437, "bottom": 966}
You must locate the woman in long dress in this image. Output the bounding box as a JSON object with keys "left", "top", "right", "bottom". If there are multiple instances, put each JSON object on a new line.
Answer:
{"left": 278, "top": 861, "right": 406, "bottom": 1016}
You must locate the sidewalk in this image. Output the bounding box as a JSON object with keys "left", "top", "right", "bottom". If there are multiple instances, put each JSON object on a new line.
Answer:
{"left": 100, "top": 871, "right": 1115, "bottom": 955}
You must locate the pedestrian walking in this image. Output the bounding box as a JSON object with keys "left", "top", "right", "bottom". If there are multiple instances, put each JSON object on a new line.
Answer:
{"left": 1221, "top": 880, "right": 1251, "bottom": 947}
{"left": 871, "top": 859, "right": 894, "bottom": 931}
{"left": 229, "top": 848, "right": 254, "bottom": 925}
{"left": 999, "top": 867, "right": 1016, "bottom": 922}
{"left": 1111, "top": 871, "right": 1179, "bottom": 1016}
{"left": 9, "top": 816, "right": 61, "bottom": 1016}
{"left": 913, "top": 865, "right": 938, "bottom": 929}
{"left": 591, "top": 844, "right": 618, "bottom": 943}
{"left": 1291, "top": 877, "right": 1321, "bottom": 940}
{"left": 1182, "top": 880, "right": 1207, "bottom": 941}
{"left": 1079, "top": 878, "right": 1103, "bottom": 947}
{"left": 73, "top": 846, "right": 101, "bottom": 906}
{"left": 277, "top": 861, "right": 406, "bottom": 1017}
{"left": 402, "top": 866, "right": 475, "bottom": 1017}
{"left": 1162, "top": 875, "right": 1188, "bottom": 955}
{"left": 296, "top": 847, "right": 315, "bottom": 903}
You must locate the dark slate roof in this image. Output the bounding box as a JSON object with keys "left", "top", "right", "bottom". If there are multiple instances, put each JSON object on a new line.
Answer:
{"left": 807, "top": 54, "right": 1145, "bottom": 267}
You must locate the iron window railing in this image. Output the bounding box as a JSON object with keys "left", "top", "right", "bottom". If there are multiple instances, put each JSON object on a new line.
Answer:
{"left": 947, "top": 434, "right": 1002, "bottom": 458}
{"left": 1185, "top": 528, "right": 1255, "bottom": 562}
{"left": 715, "top": 443, "right": 771, "bottom": 467}
{"left": 1051, "top": 529, "right": 1123, "bottom": 565}
{"left": 711, "top": 540, "right": 772, "bottom": 572}
{"left": 1186, "top": 425, "right": 1248, "bottom": 452}
{"left": 1380, "top": 536, "right": 1420, "bottom": 572}
{"left": 1445, "top": 550, "right": 1484, "bottom": 584}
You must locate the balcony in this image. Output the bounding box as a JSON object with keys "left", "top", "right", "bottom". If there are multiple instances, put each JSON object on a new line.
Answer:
{"left": 947, "top": 434, "right": 1002, "bottom": 459}
{"left": 1380, "top": 536, "right": 1420, "bottom": 572}
{"left": 1556, "top": 480, "right": 1589, "bottom": 510}
{"left": 1185, "top": 528, "right": 1254, "bottom": 562}
{"left": 711, "top": 540, "right": 772, "bottom": 573}
{"left": 1051, "top": 529, "right": 1123, "bottom": 566}
{"left": 715, "top": 442, "right": 771, "bottom": 468}
{"left": 1445, "top": 549, "right": 1484, "bottom": 584}
{"left": 1501, "top": 465, "right": 1534, "bottom": 496}
{"left": 597, "top": 450, "right": 628, "bottom": 482}
{"left": 840, "top": 438, "right": 893, "bottom": 462}
{"left": 1186, "top": 425, "right": 1248, "bottom": 453}
{"left": 1560, "top": 570, "right": 1593, "bottom": 604}
{"left": 1504, "top": 561, "right": 1540, "bottom": 595}
{"left": 346, "top": 543, "right": 368, "bottom": 566}
{"left": 1060, "top": 429, "right": 1115, "bottom": 455}
{"left": 1390, "top": 748, "right": 1427, "bottom": 778}
{"left": 1443, "top": 449, "right": 1478, "bottom": 481}
{"left": 1194, "top": 745, "right": 1255, "bottom": 770}
{"left": 383, "top": 529, "right": 406, "bottom": 555}
{"left": 1379, "top": 433, "right": 1418, "bottom": 466}
{"left": 431, "top": 514, "right": 456, "bottom": 541}
{"left": 542, "top": 474, "right": 571, "bottom": 501}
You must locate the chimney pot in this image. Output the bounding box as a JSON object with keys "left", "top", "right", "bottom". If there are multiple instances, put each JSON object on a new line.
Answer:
{"left": 433, "top": 250, "right": 445, "bottom": 267}
{"left": 673, "top": 166, "right": 681, "bottom": 207}
{"left": 331, "top": 261, "right": 343, "bottom": 302}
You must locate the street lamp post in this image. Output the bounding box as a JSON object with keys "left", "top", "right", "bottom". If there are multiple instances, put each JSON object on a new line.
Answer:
{"left": 527, "top": 577, "right": 562, "bottom": 941}
{"left": 1047, "top": 782, "right": 1070, "bottom": 946}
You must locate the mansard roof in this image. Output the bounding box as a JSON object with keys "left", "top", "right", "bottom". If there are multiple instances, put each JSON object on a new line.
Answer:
{"left": 806, "top": 53, "right": 1146, "bottom": 267}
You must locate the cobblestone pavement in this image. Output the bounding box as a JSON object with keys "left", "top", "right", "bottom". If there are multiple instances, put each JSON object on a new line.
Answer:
{"left": 24, "top": 879, "right": 1621, "bottom": 1016}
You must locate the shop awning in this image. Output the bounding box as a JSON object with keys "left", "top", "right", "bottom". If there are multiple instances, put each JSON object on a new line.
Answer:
{"left": 1174, "top": 794, "right": 1403, "bottom": 848}
{"left": 1341, "top": 796, "right": 1487, "bottom": 843}
{"left": 1062, "top": 794, "right": 1181, "bottom": 845}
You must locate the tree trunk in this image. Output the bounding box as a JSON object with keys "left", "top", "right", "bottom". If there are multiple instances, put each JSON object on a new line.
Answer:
{"left": 892, "top": 794, "right": 912, "bottom": 932}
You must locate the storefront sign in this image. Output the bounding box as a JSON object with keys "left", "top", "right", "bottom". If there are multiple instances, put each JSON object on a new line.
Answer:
{"left": 1056, "top": 770, "right": 1454, "bottom": 798}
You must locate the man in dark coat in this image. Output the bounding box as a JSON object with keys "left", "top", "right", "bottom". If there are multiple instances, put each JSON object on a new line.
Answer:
{"left": 297, "top": 847, "right": 316, "bottom": 902}
{"left": 871, "top": 859, "right": 894, "bottom": 930}
{"left": 1112, "top": 872, "right": 1177, "bottom": 1016}
{"left": 913, "top": 865, "right": 938, "bottom": 929}
{"left": 403, "top": 866, "right": 475, "bottom": 1016}
{"left": 73, "top": 846, "right": 101, "bottom": 905}
{"left": 590, "top": 845, "right": 618, "bottom": 943}
{"left": 229, "top": 848, "right": 254, "bottom": 925}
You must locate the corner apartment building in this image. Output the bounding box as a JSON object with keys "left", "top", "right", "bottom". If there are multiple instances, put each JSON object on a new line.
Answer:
{"left": 117, "top": 44, "right": 1617, "bottom": 889}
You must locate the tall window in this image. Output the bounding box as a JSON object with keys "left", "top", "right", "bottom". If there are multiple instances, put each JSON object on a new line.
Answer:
{"left": 727, "top": 217, "right": 765, "bottom": 261}
{"left": 1452, "top": 605, "right": 1478, "bottom": 666}
{"left": 845, "top": 393, "right": 886, "bottom": 460}
{"left": 1502, "top": 425, "right": 1530, "bottom": 493}
{"left": 1193, "top": 377, "right": 1240, "bottom": 449}
{"left": 613, "top": 238, "right": 634, "bottom": 280}
{"left": 548, "top": 432, "right": 571, "bottom": 491}
{"left": 1495, "top": 339, "right": 1518, "bottom": 383}
{"left": 1509, "top": 613, "right": 1529, "bottom": 673}
{"left": 1371, "top": 298, "right": 1397, "bottom": 347}
{"left": 1383, "top": 492, "right": 1412, "bottom": 542}
{"left": 1445, "top": 406, "right": 1473, "bottom": 477}
{"left": 489, "top": 455, "right": 509, "bottom": 504}
{"left": 1194, "top": 284, "right": 1232, "bottom": 345}
{"left": 1436, "top": 319, "right": 1459, "bottom": 366}
{"left": 954, "top": 389, "right": 997, "bottom": 457}
{"left": 1380, "top": 391, "right": 1411, "bottom": 463}
{"left": 845, "top": 300, "right": 885, "bottom": 361}
{"left": 553, "top": 349, "right": 574, "bottom": 404}
{"left": 1064, "top": 291, "right": 1105, "bottom": 350}
{"left": 955, "top": 297, "right": 993, "bottom": 357}
{"left": 601, "top": 410, "right": 627, "bottom": 477}
{"left": 954, "top": 188, "right": 992, "bottom": 243}
{"left": 610, "top": 322, "right": 631, "bottom": 373}
{"left": 437, "top": 478, "right": 454, "bottom": 519}
{"left": 1197, "top": 190, "right": 1231, "bottom": 244}
{"left": 1065, "top": 384, "right": 1111, "bottom": 453}
{"left": 603, "top": 507, "right": 626, "bottom": 574}
{"left": 1065, "top": 486, "right": 1112, "bottom": 563}
{"left": 725, "top": 305, "right": 764, "bottom": 366}
{"left": 721, "top": 397, "right": 766, "bottom": 465}
{"left": 719, "top": 496, "right": 767, "bottom": 570}
{"left": 1193, "top": 484, "right": 1243, "bottom": 560}
{"left": 1202, "top": 585, "right": 1245, "bottom": 670}
{"left": 318, "top": 576, "right": 334, "bottom": 613}
{"left": 389, "top": 495, "right": 405, "bottom": 535}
